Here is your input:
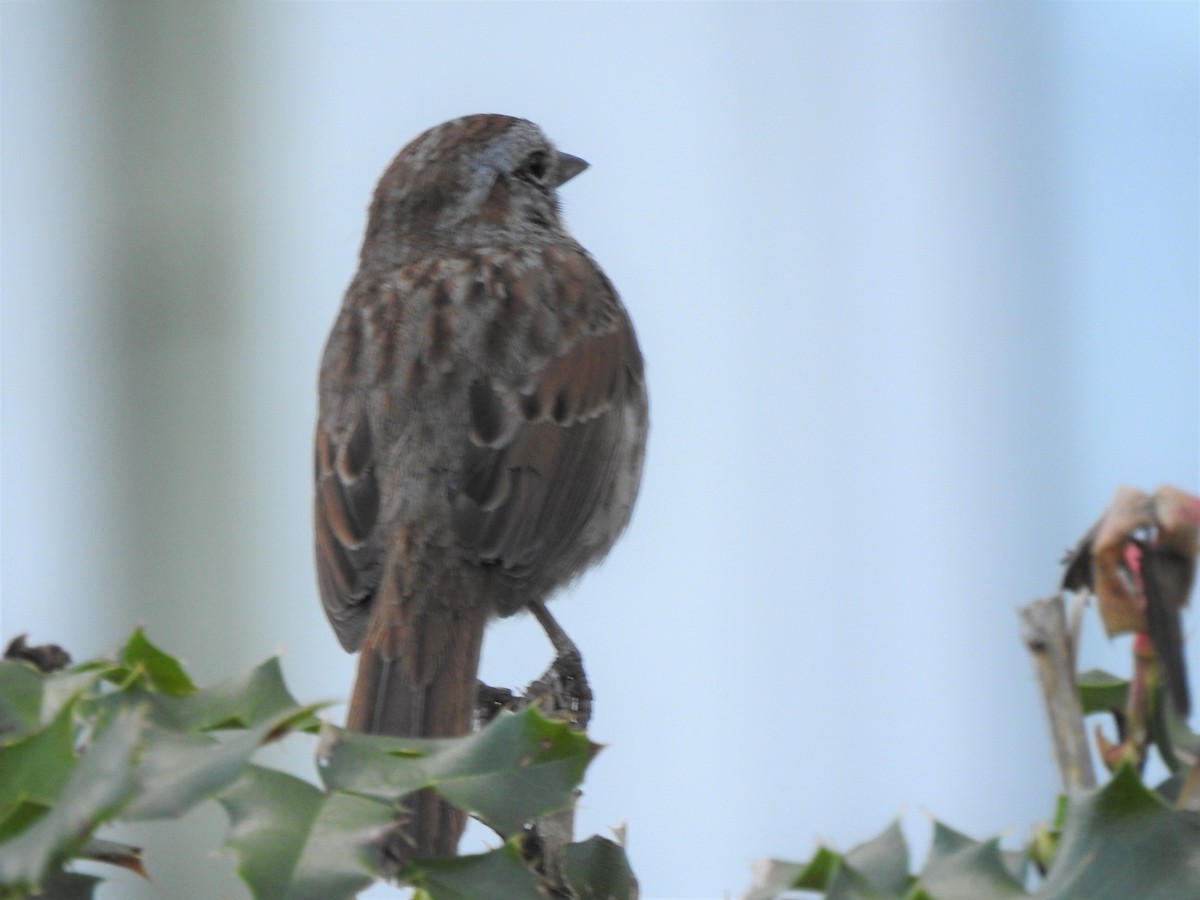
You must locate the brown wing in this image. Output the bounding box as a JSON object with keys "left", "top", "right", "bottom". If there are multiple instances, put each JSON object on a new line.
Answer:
{"left": 452, "top": 315, "right": 645, "bottom": 588}
{"left": 316, "top": 249, "right": 646, "bottom": 637}
{"left": 314, "top": 306, "right": 385, "bottom": 652}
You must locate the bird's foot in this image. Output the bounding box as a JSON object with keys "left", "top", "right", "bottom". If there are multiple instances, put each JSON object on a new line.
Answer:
{"left": 527, "top": 649, "right": 592, "bottom": 730}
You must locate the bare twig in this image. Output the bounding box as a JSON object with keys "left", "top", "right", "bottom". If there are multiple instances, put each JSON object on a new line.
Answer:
{"left": 1064, "top": 590, "right": 1087, "bottom": 671}
{"left": 1019, "top": 595, "right": 1097, "bottom": 792}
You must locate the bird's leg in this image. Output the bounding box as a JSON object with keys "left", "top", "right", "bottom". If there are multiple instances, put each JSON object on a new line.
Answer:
{"left": 529, "top": 597, "right": 579, "bottom": 659}
{"left": 473, "top": 601, "right": 593, "bottom": 730}
{"left": 527, "top": 599, "right": 593, "bottom": 731}
{"left": 520, "top": 599, "right": 592, "bottom": 891}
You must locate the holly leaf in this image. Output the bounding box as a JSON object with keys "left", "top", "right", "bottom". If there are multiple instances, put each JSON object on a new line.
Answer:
{"left": 0, "top": 701, "right": 77, "bottom": 840}
{"left": 1077, "top": 669, "right": 1128, "bottom": 715}
{"left": 917, "top": 822, "right": 1026, "bottom": 899}
{"left": 218, "top": 764, "right": 394, "bottom": 900}
{"left": 562, "top": 835, "right": 638, "bottom": 900}
{"left": 0, "top": 708, "right": 143, "bottom": 893}
{"left": 318, "top": 707, "right": 598, "bottom": 837}
{"left": 119, "top": 628, "right": 197, "bottom": 696}
{"left": 402, "top": 840, "right": 543, "bottom": 900}
{"left": 1037, "top": 764, "right": 1200, "bottom": 900}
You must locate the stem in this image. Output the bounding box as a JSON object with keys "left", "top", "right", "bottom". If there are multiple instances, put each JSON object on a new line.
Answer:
{"left": 1019, "top": 595, "right": 1097, "bottom": 792}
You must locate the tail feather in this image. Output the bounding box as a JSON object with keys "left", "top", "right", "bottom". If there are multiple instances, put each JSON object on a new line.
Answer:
{"left": 347, "top": 597, "right": 488, "bottom": 859}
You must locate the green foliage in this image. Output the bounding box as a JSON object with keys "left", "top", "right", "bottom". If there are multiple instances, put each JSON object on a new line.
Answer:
{"left": 9, "top": 626, "right": 1194, "bottom": 899}
{"left": 1076, "top": 668, "right": 1129, "bottom": 715}
{"left": 1039, "top": 765, "right": 1200, "bottom": 899}
{"left": 1076, "top": 667, "right": 1200, "bottom": 775}
{"left": 403, "top": 841, "right": 544, "bottom": 900}
{"left": 317, "top": 708, "right": 598, "bottom": 838}
{"left": 746, "top": 768, "right": 1200, "bottom": 900}
{"left": 0, "top": 630, "right": 634, "bottom": 899}
{"left": 562, "top": 835, "right": 639, "bottom": 900}
{"left": 218, "top": 765, "right": 393, "bottom": 900}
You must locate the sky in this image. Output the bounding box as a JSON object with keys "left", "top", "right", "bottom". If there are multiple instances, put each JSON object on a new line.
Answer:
{"left": 2, "top": 3, "right": 1198, "bottom": 899}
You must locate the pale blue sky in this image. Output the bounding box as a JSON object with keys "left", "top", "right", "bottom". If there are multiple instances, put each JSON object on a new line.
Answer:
{"left": 2, "top": 4, "right": 1197, "bottom": 898}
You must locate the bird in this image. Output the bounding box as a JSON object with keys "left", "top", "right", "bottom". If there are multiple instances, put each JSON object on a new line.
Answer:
{"left": 313, "top": 114, "right": 648, "bottom": 858}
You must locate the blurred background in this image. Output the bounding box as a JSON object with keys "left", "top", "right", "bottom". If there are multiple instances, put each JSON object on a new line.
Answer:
{"left": 2, "top": 3, "right": 1197, "bottom": 898}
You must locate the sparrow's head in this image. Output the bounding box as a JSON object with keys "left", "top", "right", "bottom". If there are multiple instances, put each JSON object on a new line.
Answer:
{"left": 363, "top": 114, "right": 588, "bottom": 263}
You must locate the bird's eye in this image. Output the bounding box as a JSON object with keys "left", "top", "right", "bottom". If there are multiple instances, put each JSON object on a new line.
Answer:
{"left": 521, "top": 151, "right": 549, "bottom": 183}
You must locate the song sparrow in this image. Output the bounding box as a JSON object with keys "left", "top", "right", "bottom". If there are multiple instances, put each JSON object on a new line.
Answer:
{"left": 313, "top": 115, "right": 648, "bottom": 858}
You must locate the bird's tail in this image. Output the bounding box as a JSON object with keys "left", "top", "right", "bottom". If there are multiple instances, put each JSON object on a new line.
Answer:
{"left": 347, "top": 591, "right": 489, "bottom": 859}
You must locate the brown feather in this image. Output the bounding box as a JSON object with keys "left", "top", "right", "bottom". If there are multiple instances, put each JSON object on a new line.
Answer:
{"left": 452, "top": 323, "right": 640, "bottom": 594}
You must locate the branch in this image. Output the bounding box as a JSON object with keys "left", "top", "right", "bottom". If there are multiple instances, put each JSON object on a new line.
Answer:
{"left": 1019, "top": 595, "right": 1096, "bottom": 792}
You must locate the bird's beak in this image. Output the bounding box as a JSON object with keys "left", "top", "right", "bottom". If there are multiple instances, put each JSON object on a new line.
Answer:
{"left": 554, "top": 152, "right": 589, "bottom": 187}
